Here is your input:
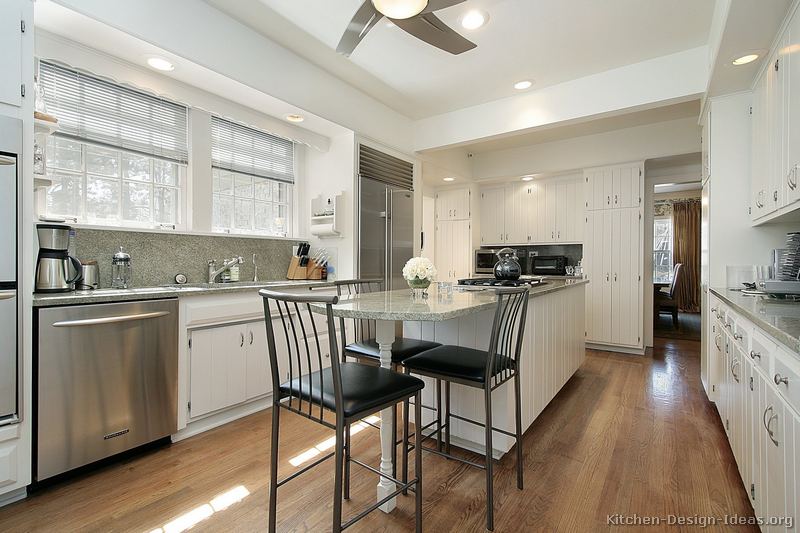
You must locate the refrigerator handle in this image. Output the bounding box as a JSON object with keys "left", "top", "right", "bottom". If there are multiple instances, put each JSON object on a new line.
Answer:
{"left": 385, "top": 189, "right": 392, "bottom": 288}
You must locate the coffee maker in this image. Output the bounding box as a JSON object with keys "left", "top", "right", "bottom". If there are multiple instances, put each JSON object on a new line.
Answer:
{"left": 35, "top": 224, "right": 82, "bottom": 293}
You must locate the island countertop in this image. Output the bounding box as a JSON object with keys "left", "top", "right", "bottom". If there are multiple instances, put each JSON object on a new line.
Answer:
{"left": 310, "top": 278, "right": 588, "bottom": 321}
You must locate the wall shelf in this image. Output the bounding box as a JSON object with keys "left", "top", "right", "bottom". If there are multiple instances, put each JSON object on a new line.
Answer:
{"left": 310, "top": 193, "right": 342, "bottom": 238}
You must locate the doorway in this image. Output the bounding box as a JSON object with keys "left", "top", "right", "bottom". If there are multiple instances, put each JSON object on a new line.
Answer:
{"left": 651, "top": 183, "right": 702, "bottom": 340}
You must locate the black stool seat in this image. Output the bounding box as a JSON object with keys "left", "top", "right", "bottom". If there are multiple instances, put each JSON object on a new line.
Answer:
{"left": 345, "top": 338, "right": 441, "bottom": 363}
{"left": 402, "top": 345, "right": 515, "bottom": 384}
{"left": 280, "top": 362, "right": 425, "bottom": 418}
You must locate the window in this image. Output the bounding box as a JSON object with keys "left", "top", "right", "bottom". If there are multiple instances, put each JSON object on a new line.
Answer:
{"left": 39, "top": 61, "right": 188, "bottom": 228}
{"left": 46, "top": 137, "right": 184, "bottom": 226}
{"left": 653, "top": 217, "right": 673, "bottom": 283}
{"left": 211, "top": 116, "right": 294, "bottom": 236}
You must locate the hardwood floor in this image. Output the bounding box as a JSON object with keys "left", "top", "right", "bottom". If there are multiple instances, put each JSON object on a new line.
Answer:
{"left": 0, "top": 338, "right": 755, "bottom": 532}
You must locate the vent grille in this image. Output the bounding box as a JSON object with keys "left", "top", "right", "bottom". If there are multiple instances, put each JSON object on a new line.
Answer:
{"left": 359, "top": 144, "right": 413, "bottom": 190}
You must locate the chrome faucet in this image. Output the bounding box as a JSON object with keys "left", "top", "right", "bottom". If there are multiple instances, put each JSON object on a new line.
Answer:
{"left": 207, "top": 256, "right": 244, "bottom": 283}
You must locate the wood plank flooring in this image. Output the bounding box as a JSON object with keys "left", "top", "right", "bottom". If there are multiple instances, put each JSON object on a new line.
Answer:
{"left": 0, "top": 338, "right": 756, "bottom": 532}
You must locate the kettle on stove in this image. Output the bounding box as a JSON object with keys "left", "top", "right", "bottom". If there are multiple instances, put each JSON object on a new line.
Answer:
{"left": 494, "top": 248, "right": 521, "bottom": 280}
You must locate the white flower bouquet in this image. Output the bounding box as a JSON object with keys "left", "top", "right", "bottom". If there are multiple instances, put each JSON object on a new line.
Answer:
{"left": 402, "top": 257, "right": 437, "bottom": 290}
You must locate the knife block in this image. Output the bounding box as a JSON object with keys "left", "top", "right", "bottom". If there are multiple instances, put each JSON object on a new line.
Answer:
{"left": 286, "top": 256, "right": 307, "bottom": 280}
{"left": 306, "top": 260, "right": 324, "bottom": 280}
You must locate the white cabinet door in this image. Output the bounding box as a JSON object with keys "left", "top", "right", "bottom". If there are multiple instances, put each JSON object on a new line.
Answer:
{"left": 769, "top": 44, "right": 788, "bottom": 214}
{"left": 555, "top": 182, "right": 568, "bottom": 242}
{"left": 0, "top": 2, "right": 22, "bottom": 108}
{"left": 245, "top": 322, "right": 272, "bottom": 400}
{"left": 480, "top": 187, "right": 505, "bottom": 245}
{"left": 787, "top": 14, "right": 800, "bottom": 205}
{"left": 760, "top": 373, "right": 788, "bottom": 528}
{"left": 435, "top": 220, "right": 453, "bottom": 281}
{"left": 436, "top": 189, "right": 470, "bottom": 220}
{"left": 584, "top": 171, "right": 596, "bottom": 211}
{"left": 615, "top": 164, "right": 641, "bottom": 208}
{"left": 452, "top": 220, "right": 472, "bottom": 280}
{"left": 585, "top": 210, "right": 613, "bottom": 344}
{"left": 610, "top": 208, "right": 640, "bottom": 346}
{"left": 752, "top": 73, "right": 769, "bottom": 220}
{"left": 505, "top": 183, "right": 529, "bottom": 244}
{"left": 535, "top": 182, "right": 548, "bottom": 242}
{"left": 570, "top": 179, "right": 585, "bottom": 242}
{"left": 190, "top": 324, "right": 247, "bottom": 418}
{"left": 545, "top": 182, "right": 558, "bottom": 242}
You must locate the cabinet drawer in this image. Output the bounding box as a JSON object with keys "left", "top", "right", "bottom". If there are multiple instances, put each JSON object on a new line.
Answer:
{"left": 730, "top": 312, "right": 751, "bottom": 352}
{"left": 773, "top": 348, "right": 800, "bottom": 414}
{"left": 749, "top": 329, "right": 775, "bottom": 372}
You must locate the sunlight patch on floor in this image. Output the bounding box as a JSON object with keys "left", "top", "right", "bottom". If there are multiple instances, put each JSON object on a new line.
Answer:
{"left": 147, "top": 485, "right": 250, "bottom": 533}
{"left": 288, "top": 415, "right": 381, "bottom": 467}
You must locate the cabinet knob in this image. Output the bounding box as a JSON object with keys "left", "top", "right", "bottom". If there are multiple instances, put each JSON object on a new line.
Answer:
{"left": 249, "top": 331, "right": 254, "bottom": 345}
{"left": 749, "top": 350, "right": 761, "bottom": 360}
{"left": 240, "top": 332, "right": 245, "bottom": 347}
{"left": 774, "top": 373, "right": 789, "bottom": 386}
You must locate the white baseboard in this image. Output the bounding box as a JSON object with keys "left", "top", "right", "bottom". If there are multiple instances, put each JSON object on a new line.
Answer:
{"left": 173, "top": 395, "right": 273, "bottom": 443}
{"left": 586, "top": 342, "right": 645, "bottom": 355}
{"left": 0, "top": 487, "right": 26, "bottom": 508}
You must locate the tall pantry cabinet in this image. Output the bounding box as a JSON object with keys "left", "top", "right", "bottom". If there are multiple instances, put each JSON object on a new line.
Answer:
{"left": 435, "top": 188, "right": 473, "bottom": 282}
{"left": 583, "top": 162, "right": 644, "bottom": 352}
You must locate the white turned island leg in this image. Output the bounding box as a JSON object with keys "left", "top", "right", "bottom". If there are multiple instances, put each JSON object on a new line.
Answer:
{"left": 375, "top": 319, "right": 397, "bottom": 512}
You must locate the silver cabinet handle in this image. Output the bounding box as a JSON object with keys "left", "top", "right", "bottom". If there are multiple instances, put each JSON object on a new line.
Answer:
{"left": 774, "top": 373, "right": 789, "bottom": 386}
{"left": 774, "top": 190, "right": 779, "bottom": 202}
{"left": 551, "top": 231, "right": 555, "bottom": 239}
{"left": 763, "top": 406, "right": 779, "bottom": 446}
{"left": 725, "top": 323, "right": 732, "bottom": 330}
{"left": 0, "top": 155, "right": 15, "bottom": 166}
{"left": 0, "top": 290, "right": 15, "bottom": 301}
{"left": 607, "top": 195, "right": 610, "bottom": 205}
{"left": 249, "top": 331, "right": 254, "bottom": 345}
{"left": 750, "top": 350, "right": 761, "bottom": 360}
{"left": 506, "top": 233, "right": 509, "bottom": 240}
{"left": 557, "top": 231, "right": 561, "bottom": 239}
{"left": 240, "top": 332, "right": 245, "bottom": 347}
{"left": 52, "top": 311, "right": 170, "bottom": 327}
{"left": 605, "top": 273, "right": 609, "bottom": 282}
{"left": 788, "top": 168, "right": 796, "bottom": 190}
{"left": 731, "top": 359, "right": 740, "bottom": 382}
{"left": 614, "top": 194, "right": 618, "bottom": 204}
{"left": 614, "top": 273, "right": 617, "bottom": 282}
{"left": 733, "top": 332, "right": 742, "bottom": 341}
{"left": 714, "top": 335, "right": 721, "bottom": 351}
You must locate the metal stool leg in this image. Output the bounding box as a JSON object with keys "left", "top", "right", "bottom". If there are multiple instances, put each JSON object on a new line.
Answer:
{"left": 344, "top": 423, "right": 351, "bottom": 500}
{"left": 436, "top": 379, "right": 442, "bottom": 452}
{"left": 484, "top": 387, "right": 494, "bottom": 531}
{"left": 268, "top": 403, "right": 281, "bottom": 533}
{"left": 514, "top": 373, "right": 523, "bottom": 490}
{"left": 445, "top": 381, "right": 451, "bottom": 455}
{"left": 402, "top": 398, "right": 410, "bottom": 496}
{"left": 332, "top": 419, "right": 345, "bottom": 533}
{"left": 414, "top": 391, "right": 423, "bottom": 533}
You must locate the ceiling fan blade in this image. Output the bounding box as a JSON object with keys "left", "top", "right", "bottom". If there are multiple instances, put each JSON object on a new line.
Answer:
{"left": 422, "top": 0, "right": 466, "bottom": 14}
{"left": 393, "top": 12, "right": 476, "bottom": 55}
{"left": 336, "top": 0, "right": 383, "bottom": 56}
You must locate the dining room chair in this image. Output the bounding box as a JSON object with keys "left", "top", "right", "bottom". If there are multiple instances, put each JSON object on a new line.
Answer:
{"left": 260, "top": 289, "right": 424, "bottom": 533}
{"left": 334, "top": 278, "right": 441, "bottom": 488}
{"left": 656, "top": 262, "right": 684, "bottom": 328}
{"left": 401, "top": 287, "right": 530, "bottom": 531}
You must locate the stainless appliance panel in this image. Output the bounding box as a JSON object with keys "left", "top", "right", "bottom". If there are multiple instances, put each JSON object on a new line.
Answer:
{"left": 389, "top": 189, "right": 414, "bottom": 291}
{"left": 0, "top": 154, "right": 16, "bottom": 282}
{"left": 475, "top": 249, "right": 500, "bottom": 274}
{"left": 37, "top": 299, "right": 178, "bottom": 480}
{"left": 359, "top": 177, "right": 388, "bottom": 282}
{"left": 531, "top": 255, "right": 568, "bottom": 275}
{"left": 0, "top": 291, "right": 16, "bottom": 422}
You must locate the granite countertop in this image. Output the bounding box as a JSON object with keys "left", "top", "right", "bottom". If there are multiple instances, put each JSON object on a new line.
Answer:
{"left": 32, "top": 280, "right": 334, "bottom": 307}
{"left": 311, "top": 278, "right": 588, "bottom": 321}
{"left": 710, "top": 287, "right": 800, "bottom": 353}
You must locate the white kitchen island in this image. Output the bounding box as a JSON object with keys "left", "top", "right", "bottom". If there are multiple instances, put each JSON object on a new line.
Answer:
{"left": 322, "top": 278, "right": 587, "bottom": 512}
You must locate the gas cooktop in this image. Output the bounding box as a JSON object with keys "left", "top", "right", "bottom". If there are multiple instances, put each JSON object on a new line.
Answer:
{"left": 458, "top": 277, "right": 547, "bottom": 287}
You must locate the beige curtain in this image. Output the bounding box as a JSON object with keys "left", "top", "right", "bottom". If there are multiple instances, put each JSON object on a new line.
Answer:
{"left": 672, "top": 199, "right": 701, "bottom": 312}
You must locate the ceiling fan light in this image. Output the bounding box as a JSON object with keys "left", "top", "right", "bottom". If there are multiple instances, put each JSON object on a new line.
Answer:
{"left": 372, "top": 0, "right": 429, "bottom": 20}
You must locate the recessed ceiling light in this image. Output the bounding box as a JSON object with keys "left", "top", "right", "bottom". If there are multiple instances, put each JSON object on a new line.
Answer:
{"left": 372, "top": 0, "right": 428, "bottom": 20}
{"left": 732, "top": 54, "right": 759, "bottom": 66}
{"left": 514, "top": 80, "right": 532, "bottom": 90}
{"left": 521, "top": 176, "right": 534, "bottom": 181}
{"left": 461, "top": 10, "right": 488, "bottom": 30}
{"left": 147, "top": 57, "right": 174, "bottom": 72}
{"left": 285, "top": 114, "right": 305, "bottom": 123}
{"left": 443, "top": 177, "right": 456, "bottom": 182}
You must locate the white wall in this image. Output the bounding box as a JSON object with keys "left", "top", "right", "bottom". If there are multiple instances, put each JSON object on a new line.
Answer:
{"left": 302, "top": 132, "right": 357, "bottom": 279}
{"left": 471, "top": 116, "right": 702, "bottom": 180}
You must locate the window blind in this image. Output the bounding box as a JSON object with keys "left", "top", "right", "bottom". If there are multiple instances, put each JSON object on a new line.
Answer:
{"left": 358, "top": 144, "right": 413, "bottom": 190}
{"left": 38, "top": 61, "right": 189, "bottom": 163}
{"left": 211, "top": 116, "right": 295, "bottom": 183}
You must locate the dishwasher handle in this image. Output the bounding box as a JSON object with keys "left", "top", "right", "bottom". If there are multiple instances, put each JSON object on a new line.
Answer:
{"left": 52, "top": 310, "right": 171, "bottom": 328}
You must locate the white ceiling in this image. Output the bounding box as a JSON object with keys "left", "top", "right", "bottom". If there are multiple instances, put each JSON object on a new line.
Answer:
{"left": 210, "top": 0, "right": 716, "bottom": 119}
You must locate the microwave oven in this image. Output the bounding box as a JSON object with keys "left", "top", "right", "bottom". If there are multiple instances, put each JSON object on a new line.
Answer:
{"left": 474, "top": 248, "right": 503, "bottom": 274}
{"left": 531, "top": 255, "right": 568, "bottom": 276}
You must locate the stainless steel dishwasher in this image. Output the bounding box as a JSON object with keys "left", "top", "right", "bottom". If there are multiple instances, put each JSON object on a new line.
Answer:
{"left": 36, "top": 298, "right": 178, "bottom": 481}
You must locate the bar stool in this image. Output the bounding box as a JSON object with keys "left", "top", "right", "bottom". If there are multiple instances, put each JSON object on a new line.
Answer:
{"left": 260, "top": 289, "right": 424, "bottom": 533}
{"left": 334, "top": 278, "right": 441, "bottom": 486}
{"left": 401, "top": 287, "right": 529, "bottom": 531}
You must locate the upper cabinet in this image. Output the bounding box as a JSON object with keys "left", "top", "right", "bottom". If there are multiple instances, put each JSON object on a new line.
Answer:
{"left": 584, "top": 163, "right": 642, "bottom": 211}
{"left": 436, "top": 188, "right": 471, "bottom": 220}
{"left": 479, "top": 175, "right": 583, "bottom": 246}
{"left": 751, "top": 8, "right": 800, "bottom": 223}
{"left": 0, "top": 1, "right": 23, "bottom": 108}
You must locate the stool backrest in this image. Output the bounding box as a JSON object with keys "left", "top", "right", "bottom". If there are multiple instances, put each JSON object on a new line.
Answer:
{"left": 486, "top": 287, "right": 529, "bottom": 388}
{"left": 334, "top": 279, "right": 384, "bottom": 359}
{"left": 259, "top": 289, "right": 342, "bottom": 425}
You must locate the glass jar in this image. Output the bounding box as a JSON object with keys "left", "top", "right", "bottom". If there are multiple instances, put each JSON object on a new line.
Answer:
{"left": 111, "top": 246, "right": 132, "bottom": 289}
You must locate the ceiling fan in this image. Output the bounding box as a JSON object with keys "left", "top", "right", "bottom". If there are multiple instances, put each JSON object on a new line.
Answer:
{"left": 337, "top": 0, "right": 477, "bottom": 57}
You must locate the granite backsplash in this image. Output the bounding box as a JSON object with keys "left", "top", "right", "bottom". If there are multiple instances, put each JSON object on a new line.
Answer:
{"left": 68, "top": 229, "right": 295, "bottom": 288}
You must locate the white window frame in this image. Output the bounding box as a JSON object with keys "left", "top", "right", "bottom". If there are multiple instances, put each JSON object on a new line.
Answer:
{"left": 211, "top": 168, "right": 293, "bottom": 237}
{"left": 653, "top": 215, "right": 674, "bottom": 283}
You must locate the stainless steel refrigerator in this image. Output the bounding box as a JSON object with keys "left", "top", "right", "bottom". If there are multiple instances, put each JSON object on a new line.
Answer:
{"left": 358, "top": 177, "right": 414, "bottom": 291}
{"left": 0, "top": 116, "right": 20, "bottom": 426}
